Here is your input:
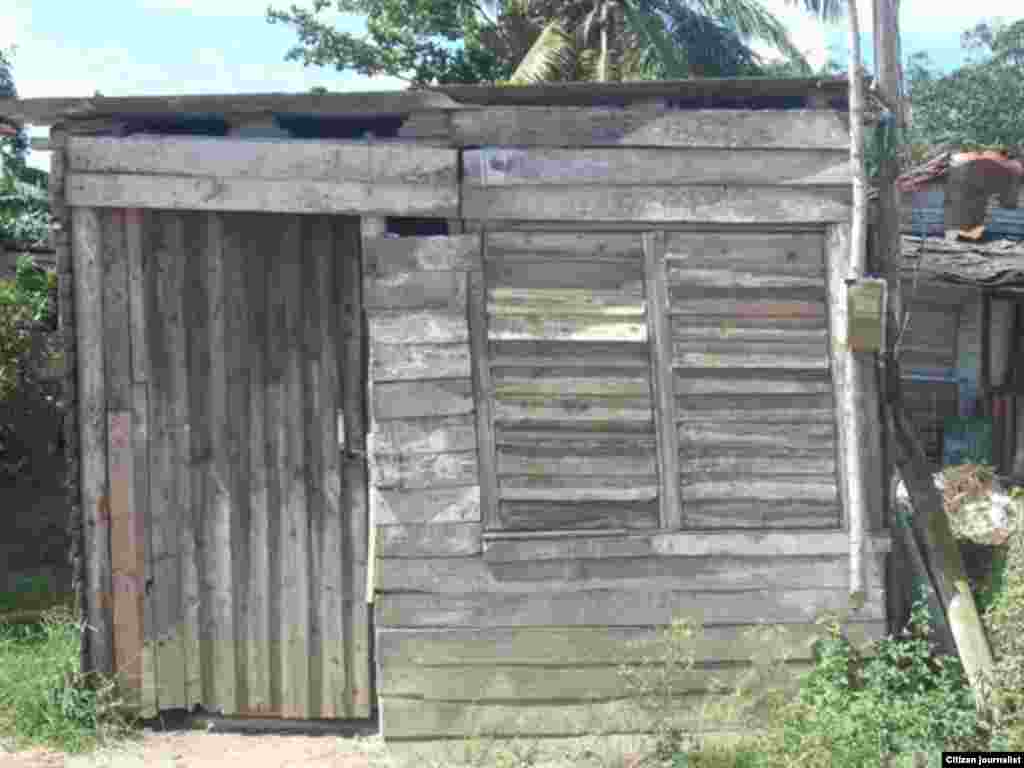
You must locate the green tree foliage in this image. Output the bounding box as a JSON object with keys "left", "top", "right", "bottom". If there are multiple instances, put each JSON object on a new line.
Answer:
{"left": 508, "top": 0, "right": 813, "bottom": 83}
{"left": 1, "top": 48, "right": 50, "bottom": 247}
{"left": 267, "top": 0, "right": 835, "bottom": 86}
{"left": 907, "top": 19, "right": 1024, "bottom": 150}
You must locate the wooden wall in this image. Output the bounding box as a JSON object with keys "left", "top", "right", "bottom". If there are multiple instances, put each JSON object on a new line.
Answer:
{"left": 77, "top": 208, "right": 371, "bottom": 719}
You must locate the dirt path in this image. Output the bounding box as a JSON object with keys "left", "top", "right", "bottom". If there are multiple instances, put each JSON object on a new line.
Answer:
{"left": 2, "top": 730, "right": 388, "bottom": 768}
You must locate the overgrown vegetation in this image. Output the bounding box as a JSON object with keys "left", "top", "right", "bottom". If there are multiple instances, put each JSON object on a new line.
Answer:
{"left": 906, "top": 18, "right": 1024, "bottom": 152}
{"left": 982, "top": 486, "right": 1024, "bottom": 749}
{"left": 0, "top": 253, "right": 60, "bottom": 484}
{"left": 0, "top": 608, "right": 138, "bottom": 754}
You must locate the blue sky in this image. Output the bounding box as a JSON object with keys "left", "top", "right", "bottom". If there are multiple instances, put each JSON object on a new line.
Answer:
{"left": 5, "top": 0, "right": 1022, "bottom": 171}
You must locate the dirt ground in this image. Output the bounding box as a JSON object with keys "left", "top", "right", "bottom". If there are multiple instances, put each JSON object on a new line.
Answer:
{"left": 1, "top": 730, "right": 387, "bottom": 768}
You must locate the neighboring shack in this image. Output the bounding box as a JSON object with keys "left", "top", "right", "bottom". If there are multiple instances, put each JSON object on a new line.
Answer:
{"left": 1, "top": 79, "right": 893, "bottom": 742}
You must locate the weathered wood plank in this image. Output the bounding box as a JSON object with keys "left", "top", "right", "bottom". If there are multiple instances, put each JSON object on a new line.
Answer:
{"left": 202, "top": 212, "right": 239, "bottom": 714}
{"left": 176, "top": 213, "right": 207, "bottom": 711}
{"left": 678, "top": 421, "right": 835, "bottom": 449}
{"left": 68, "top": 135, "right": 458, "bottom": 185}
{"left": 463, "top": 147, "right": 851, "bottom": 186}
{"left": 263, "top": 215, "right": 289, "bottom": 716}
{"left": 244, "top": 216, "right": 272, "bottom": 715}
{"left": 309, "top": 216, "right": 346, "bottom": 719}
{"left": 668, "top": 297, "right": 827, "bottom": 320}
{"left": 146, "top": 211, "right": 187, "bottom": 709}
{"left": 481, "top": 531, "right": 892, "bottom": 562}
{"left": 671, "top": 350, "right": 829, "bottom": 370}
{"left": 375, "top": 622, "right": 889, "bottom": 666}
{"left": 371, "top": 342, "right": 471, "bottom": 381}
{"left": 348, "top": 217, "right": 375, "bottom": 718}
{"left": 497, "top": 500, "right": 660, "bottom": 532}
{"left": 673, "top": 373, "right": 832, "bottom": 396}
{"left": 73, "top": 206, "right": 114, "bottom": 677}
{"left": 488, "top": 260, "right": 645, "bottom": 294}
{"left": 494, "top": 400, "right": 654, "bottom": 428}
{"left": 488, "top": 315, "right": 648, "bottom": 342}
{"left": 486, "top": 232, "right": 643, "bottom": 262}
{"left": 67, "top": 173, "right": 459, "bottom": 217}
{"left": 683, "top": 454, "right": 835, "bottom": 476}
{"left": 378, "top": 554, "right": 884, "bottom": 594}
{"left": 372, "top": 486, "right": 482, "bottom": 525}
{"left": 101, "top": 209, "right": 132, "bottom": 411}
{"left": 497, "top": 450, "right": 656, "bottom": 477}
{"left": 495, "top": 376, "right": 650, "bottom": 399}
{"left": 368, "top": 310, "right": 469, "bottom": 344}
{"left": 371, "top": 415, "right": 478, "bottom": 455}
{"left": 663, "top": 232, "right": 825, "bottom": 274}
{"left": 678, "top": 479, "right": 837, "bottom": 502}
{"left": 449, "top": 108, "right": 850, "bottom": 150}
{"left": 373, "top": 379, "right": 474, "bottom": 420}
{"left": 227, "top": 215, "right": 252, "bottom": 713}
{"left": 490, "top": 340, "right": 652, "bottom": 371}
{"left": 363, "top": 234, "right": 481, "bottom": 275}
{"left": 500, "top": 486, "right": 659, "bottom": 502}
{"left": 377, "top": 523, "right": 483, "bottom": 558}
{"left": 125, "top": 207, "right": 155, "bottom": 714}
{"left": 364, "top": 270, "right": 466, "bottom": 311}
{"left": 669, "top": 320, "right": 827, "bottom": 345}
{"left": 377, "top": 587, "right": 886, "bottom": 628}
{"left": 372, "top": 451, "right": 479, "bottom": 490}
{"left": 463, "top": 186, "right": 852, "bottom": 224}
{"left": 674, "top": 395, "right": 834, "bottom": 420}
{"left": 109, "top": 410, "right": 143, "bottom": 705}
{"left": 279, "top": 216, "right": 311, "bottom": 720}
{"left": 380, "top": 661, "right": 811, "bottom": 702}
{"left": 641, "top": 232, "right": 681, "bottom": 529}
{"left": 682, "top": 501, "right": 840, "bottom": 529}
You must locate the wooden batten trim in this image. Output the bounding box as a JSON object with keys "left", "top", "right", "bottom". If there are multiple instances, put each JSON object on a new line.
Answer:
{"left": 66, "top": 173, "right": 459, "bottom": 218}
{"left": 641, "top": 231, "right": 681, "bottom": 529}
{"left": 72, "top": 205, "right": 114, "bottom": 677}
{"left": 468, "top": 258, "right": 499, "bottom": 532}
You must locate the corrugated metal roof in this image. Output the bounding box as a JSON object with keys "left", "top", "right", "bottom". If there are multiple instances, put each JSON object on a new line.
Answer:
{"left": 902, "top": 234, "right": 1024, "bottom": 289}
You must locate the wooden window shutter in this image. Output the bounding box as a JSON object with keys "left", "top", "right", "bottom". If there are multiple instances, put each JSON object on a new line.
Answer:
{"left": 479, "top": 231, "right": 660, "bottom": 532}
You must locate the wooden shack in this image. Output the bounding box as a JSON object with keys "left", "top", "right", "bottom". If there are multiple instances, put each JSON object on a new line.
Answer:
{"left": 1, "top": 78, "right": 894, "bottom": 742}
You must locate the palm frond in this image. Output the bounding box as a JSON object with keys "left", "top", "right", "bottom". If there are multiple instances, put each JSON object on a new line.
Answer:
{"left": 509, "top": 20, "right": 578, "bottom": 82}
{"left": 783, "top": 0, "right": 845, "bottom": 23}
{"left": 689, "top": 0, "right": 811, "bottom": 72}
{"left": 620, "top": 0, "right": 688, "bottom": 78}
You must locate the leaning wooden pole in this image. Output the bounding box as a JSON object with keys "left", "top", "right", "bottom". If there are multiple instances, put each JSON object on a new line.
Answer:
{"left": 843, "top": 0, "right": 870, "bottom": 600}
{"left": 870, "top": 0, "right": 996, "bottom": 706}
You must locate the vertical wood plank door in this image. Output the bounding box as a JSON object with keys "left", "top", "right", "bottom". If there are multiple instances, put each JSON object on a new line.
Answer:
{"left": 98, "top": 209, "right": 371, "bottom": 719}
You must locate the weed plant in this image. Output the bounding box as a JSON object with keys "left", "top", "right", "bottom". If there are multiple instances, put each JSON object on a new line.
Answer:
{"left": 0, "top": 607, "right": 138, "bottom": 754}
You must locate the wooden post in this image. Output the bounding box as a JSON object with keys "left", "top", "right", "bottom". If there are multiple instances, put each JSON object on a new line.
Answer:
{"left": 979, "top": 293, "right": 992, "bottom": 417}
{"left": 73, "top": 206, "right": 114, "bottom": 677}
{"left": 51, "top": 125, "right": 90, "bottom": 677}
{"left": 642, "top": 231, "right": 682, "bottom": 530}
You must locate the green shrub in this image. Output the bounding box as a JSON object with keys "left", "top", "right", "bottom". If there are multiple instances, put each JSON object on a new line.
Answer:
{"left": 982, "top": 487, "right": 1024, "bottom": 749}
{"left": 0, "top": 607, "right": 139, "bottom": 753}
{"left": 759, "top": 601, "right": 984, "bottom": 768}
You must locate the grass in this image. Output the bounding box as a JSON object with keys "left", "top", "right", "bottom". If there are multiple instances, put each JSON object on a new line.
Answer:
{"left": 0, "top": 606, "right": 139, "bottom": 755}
